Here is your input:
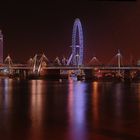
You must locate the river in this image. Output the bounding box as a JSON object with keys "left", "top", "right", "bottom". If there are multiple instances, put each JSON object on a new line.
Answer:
{"left": 0, "top": 78, "right": 140, "bottom": 140}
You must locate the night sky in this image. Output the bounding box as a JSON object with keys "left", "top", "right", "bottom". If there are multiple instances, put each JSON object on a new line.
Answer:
{"left": 0, "top": 0, "right": 140, "bottom": 64}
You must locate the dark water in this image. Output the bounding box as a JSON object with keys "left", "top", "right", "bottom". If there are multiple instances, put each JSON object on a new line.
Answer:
{"left": 0, "top": 78, "right": 140, "bottom": 140}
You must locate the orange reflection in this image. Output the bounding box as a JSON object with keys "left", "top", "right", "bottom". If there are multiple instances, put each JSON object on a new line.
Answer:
{"left": 3, "top": 79, "right": 13, "bottom": 110}
{"left": 28, "top": 80, "right": 46, "bottom": 140}
{"left": 30, "top": 80, "right": 45, "bottom": 128}
{"left": 92, "top": 81, "right": 99, "bottom": 124}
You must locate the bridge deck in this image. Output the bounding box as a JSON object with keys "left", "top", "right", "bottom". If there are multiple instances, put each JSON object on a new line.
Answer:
{"left": 1, "top": 66, "right": 140, "bottom": 70}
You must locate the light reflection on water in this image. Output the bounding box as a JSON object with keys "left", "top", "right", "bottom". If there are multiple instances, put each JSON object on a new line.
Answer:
{"left": 114, "top": 83, "right": 123, "bottom": 118}
{"left": 92, "top": 81, "right": 99, "bottom": 125}
{"left": 131, "top": 82, "right": 140, "bottom": 115}
{"left": 0, "top": 79, "right": 140, "bottom": 139}
{"left": 28, "top": 80, "right": 47, "bottom": 140}
{"left": 68, "top": 79, "right": 87, "bottom": 140}
{"left": 30, "top": 80, "right": 45, "bottom": 127}
{"left": 1, "top": 79, "right": 13, "bottom": 111}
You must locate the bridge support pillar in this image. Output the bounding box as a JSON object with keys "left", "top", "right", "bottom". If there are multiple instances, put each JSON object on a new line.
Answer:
{"left": 124, "top": 69, "right": 131, "bottom": 82}
{"left": 84, "top": 69, "right": 96, "bottom": 80}
{"left": 12, "top": 69, "right": 29, "bottom": 79}
{"left": 40, "top": 69, "right": 61, "bottom": 79}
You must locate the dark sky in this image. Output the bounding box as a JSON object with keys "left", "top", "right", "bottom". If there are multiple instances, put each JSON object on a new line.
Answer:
{"left": 0, "top": 0, "right": 140, "bottom": 64}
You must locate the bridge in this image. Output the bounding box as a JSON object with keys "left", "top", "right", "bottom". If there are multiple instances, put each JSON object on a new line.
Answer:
{"left": 0, "top": 18, "right": 139, "bottom": 80}
{"left": 1, "top": 65, "right": 140, "bottom": 70}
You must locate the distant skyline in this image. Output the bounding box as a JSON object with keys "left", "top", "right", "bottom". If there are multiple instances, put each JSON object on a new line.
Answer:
{"left": 0, "top": 1, "right": 140, "bottom": 64}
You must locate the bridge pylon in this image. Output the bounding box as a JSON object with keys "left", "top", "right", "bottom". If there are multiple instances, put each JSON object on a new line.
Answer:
{"left": 116, "top": 49, "right": 122, "bottom": 76}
